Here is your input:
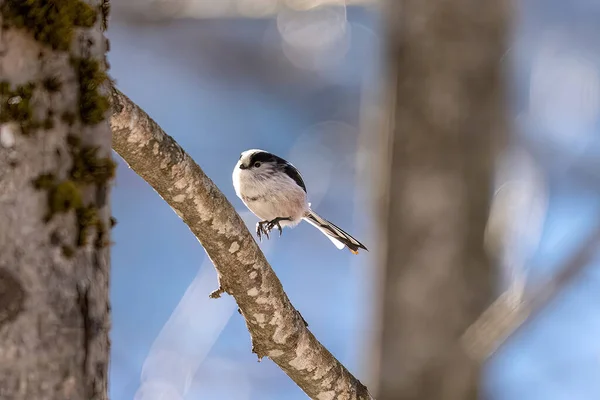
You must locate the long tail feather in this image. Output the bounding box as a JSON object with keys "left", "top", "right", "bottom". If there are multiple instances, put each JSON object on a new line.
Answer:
{"left": 303, "top": 210, "right": 368, "bottom": 254}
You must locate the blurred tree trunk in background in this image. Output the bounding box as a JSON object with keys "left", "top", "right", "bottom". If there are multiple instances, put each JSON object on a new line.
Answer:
{"left": 374, "top": 0, "right": 509, "bottom": 399}
{"left": 0, "top": 2, "right": 112, "bottom": 399}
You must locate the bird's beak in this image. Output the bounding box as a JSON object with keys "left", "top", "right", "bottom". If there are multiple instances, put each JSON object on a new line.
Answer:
{"left": 239, "top": 163, "right": 248, "bottom": 170}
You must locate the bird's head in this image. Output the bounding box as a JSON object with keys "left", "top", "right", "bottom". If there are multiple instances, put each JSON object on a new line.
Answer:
{"left": 236, "top": 149, "right": 281, "bottom": 177}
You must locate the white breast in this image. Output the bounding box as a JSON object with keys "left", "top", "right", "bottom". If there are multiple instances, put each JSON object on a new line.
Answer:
{"left": 232, "top": 165, "right": 308, "bottom": 227}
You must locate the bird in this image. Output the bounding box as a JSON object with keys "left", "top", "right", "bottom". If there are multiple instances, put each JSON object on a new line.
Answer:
{"left": 232, "top": 149, "right": 367, "bottom": 254}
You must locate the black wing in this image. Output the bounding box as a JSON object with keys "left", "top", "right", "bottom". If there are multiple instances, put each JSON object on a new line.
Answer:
{"left": 281, "top": 162, "right": 306, "bottom": 193}
{"left": 249, "top": 151, "right": 307, "bottom": 192}
{"left": 271, "top": 154, "right": 306, "bottom": 193}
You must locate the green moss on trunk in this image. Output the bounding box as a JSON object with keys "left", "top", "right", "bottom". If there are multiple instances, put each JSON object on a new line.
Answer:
{"left": 5, "top": 0, "right": 114, "bottom": 252}
{"left": 2, "top": 1, "right": 111, "bottom": 128}
{"left": 70, "top": 57, "right": 110, "bottom": 125}
{"left": 0, "top": 81, "right": 40, "bottom": 135}
{"left": 1, "top": 0, "right": 98, "bottom": 51}
{"left": 31, "top": 134, "right": 116, "bottom": 249}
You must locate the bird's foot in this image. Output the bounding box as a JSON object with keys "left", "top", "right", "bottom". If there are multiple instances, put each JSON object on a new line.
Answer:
{"left": 256, "top": 217, "right": 292, "bottom": 240}
{"left": 256, "top": 221, "right": 270, "bottom": 241}
{"left": 266, "top": 216, "right": 292, "bottom": 236}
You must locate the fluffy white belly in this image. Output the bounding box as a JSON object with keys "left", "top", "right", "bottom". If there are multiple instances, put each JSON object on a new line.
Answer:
{"left": 233, "top": 165, "right": 308, "bottom": 227}
{"left": 242, "top": 190, "right": 308, "bottom": 227}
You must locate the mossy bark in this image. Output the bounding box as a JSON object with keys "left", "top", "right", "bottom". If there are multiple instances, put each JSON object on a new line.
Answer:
{"left": 0, "top": 1, "right": 112, "bottom": 399}
{"left": 374, "top": 0, "right": 509, "bottom": 399}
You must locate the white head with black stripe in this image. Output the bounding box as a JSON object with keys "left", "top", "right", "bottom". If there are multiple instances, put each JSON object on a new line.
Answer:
{"left": 232, "top": 149, "right": 367, "bottom": 254}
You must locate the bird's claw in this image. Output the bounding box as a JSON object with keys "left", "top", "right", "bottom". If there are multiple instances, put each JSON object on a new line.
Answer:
{"left": 256, "top": 221, "right": 270, "bottom": 241}
{"left": 256, "top": 217, "right": 289, "bottom": 241}
{"left": 266, "top": 220, "right": 283, "bottom": 236}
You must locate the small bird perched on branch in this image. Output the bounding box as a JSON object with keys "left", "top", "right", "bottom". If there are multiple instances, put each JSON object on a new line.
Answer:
{"left": 232, "top": 149, "right": 368, "bottom": 255}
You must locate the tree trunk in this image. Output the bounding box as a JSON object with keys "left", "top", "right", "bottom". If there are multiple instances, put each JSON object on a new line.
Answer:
{"left": 0, "top": 2, "right": 112, "bottom": 399}
{"left": 375, "top": 0, "right": 509, "bottom": 399}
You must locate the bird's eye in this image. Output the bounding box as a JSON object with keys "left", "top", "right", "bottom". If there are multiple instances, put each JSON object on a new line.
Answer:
{"left": 253, "top": 162, "right": 261, "bottom": 168}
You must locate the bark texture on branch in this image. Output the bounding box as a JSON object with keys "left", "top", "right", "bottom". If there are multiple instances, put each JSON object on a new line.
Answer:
{"left": 110, "top": 88, "right": 373, "bottom": 400}
{"left": 0, "top": 1, "right": 112, "bottom": 399}
{"left": 375, "top": 0, "right": 510, "bottom": 399}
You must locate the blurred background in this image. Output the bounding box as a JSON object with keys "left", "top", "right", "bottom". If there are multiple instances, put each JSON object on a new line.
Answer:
{"left": 107, "top": 0, "right": 600, "bottom": 399}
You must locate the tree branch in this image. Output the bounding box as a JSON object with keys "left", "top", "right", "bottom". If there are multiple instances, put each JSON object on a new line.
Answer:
{"left": 109, "top": 87, "right": 373, "bottom": 400}
{"left": 462, "top": 222, "right": 600, "bottom": 361}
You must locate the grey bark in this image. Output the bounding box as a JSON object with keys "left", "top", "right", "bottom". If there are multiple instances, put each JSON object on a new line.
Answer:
{"left": 375, "top": 1, "right": 509, "bottom": 399}
{"left": 110, "top": 88, "right": 373, "bottom": 400}
{"left": 0, "top": 4, "right": 112, "bottom": 400}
